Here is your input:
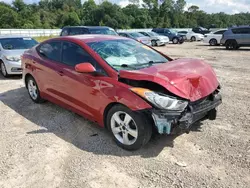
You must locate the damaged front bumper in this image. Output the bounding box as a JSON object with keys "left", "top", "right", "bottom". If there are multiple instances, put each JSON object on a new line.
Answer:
{"left": 151, "top": 93, "right": 222, "bottom": 134}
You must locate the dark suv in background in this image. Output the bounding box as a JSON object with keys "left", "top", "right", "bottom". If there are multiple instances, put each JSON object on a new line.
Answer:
{"left": 220, "top": 26, "right": 250, "bottom": 50}
{"left": 192, "top": 27, "right": 211, "bottom": 35}
{"left": 60, "top": 26, "right": 118, "bottom": 36}
{"left": 152, "top": 28, "right": 184, "bottom": 44}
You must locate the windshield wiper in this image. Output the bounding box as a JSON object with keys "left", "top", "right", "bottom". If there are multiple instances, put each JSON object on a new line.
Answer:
{"left": 113, "top": 64, "right": 137, "bottom": 70}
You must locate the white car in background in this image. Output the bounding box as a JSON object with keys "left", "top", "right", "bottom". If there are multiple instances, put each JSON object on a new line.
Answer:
{"left": 0, "top": 36, "right": 38, "bottom": 77}
{"left": 186, "top": 31, "right": 204, "bottom": 41}
{"left": 203, "top": 29, "right": 227, "bottom": 46}
{"left": 139, "top": 31, "right": 169, "bottom": 46}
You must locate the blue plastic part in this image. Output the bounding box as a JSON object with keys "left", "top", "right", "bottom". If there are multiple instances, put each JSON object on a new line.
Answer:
{"left": 152, "top": 113, "right": 171, "bottom": 134}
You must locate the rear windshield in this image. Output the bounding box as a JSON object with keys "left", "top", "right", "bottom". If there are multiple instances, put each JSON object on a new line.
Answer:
{"left": 0, "top": 37, "right": 38, "bottom": 50}
{"left": 89, "top": 28, "right": 118, "bottom": 35}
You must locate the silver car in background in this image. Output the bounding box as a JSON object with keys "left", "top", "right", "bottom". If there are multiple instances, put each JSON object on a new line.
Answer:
{"left": 0, "top": 36, "right": 38, "bottom": 77}
{"left": 139, "top": 31, "right": 169, "bottom": 46}
{"left": 118, "top": 32, "right": 152, "bottom": 46}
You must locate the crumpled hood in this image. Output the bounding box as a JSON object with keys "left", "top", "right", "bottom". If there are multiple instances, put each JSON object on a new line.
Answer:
{"left": 119, "top": 58, "right": 219, "bottom": 101}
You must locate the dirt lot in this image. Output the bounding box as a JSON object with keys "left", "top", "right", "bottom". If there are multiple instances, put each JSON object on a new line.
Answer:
{"left": 0, "top": 42, "right": 249, "bottom": 188}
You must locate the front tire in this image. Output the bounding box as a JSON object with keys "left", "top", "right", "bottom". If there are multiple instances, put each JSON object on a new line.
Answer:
{"left": 106, "top": 104, "right": 152, "bottom": 150}
{"left": 172, "top": 37, "right": 179, "bottom": 44}
{"left": 151, "top": 40, "right": 157, "bottom": 46}
{"left": 26, "top": 76, "right": 45, "bottom": 103}
{"left": 0, "top": 61, "right": 9, "bottom": 77}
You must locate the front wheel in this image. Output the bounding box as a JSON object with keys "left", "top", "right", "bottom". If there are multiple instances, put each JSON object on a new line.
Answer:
{"left": 172, "top": 38, "right": 179, "bottom": 44}
{"left": 106, "top": 105, "right": 152, "bottom": 150}
{"left": 0, "top": 61, "right": 9, "bottom": 77}
{"left": 151, "top": 40, "right": 157, "bottom": 46}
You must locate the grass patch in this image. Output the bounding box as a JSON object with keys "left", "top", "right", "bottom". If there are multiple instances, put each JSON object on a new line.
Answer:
{"left": 34, "top": 35, "right": 58, "bottom": 42}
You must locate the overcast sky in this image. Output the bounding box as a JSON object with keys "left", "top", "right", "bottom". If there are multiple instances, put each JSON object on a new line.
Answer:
{"left": 2, "top": 0, "right": 250, "bottom": 14}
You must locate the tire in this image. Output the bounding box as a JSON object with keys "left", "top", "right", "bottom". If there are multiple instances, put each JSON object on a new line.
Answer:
{"left": 151, "top": 40, "right": 157, "bottom": 46}
{"left": 225, "top": 40, "right": 238, "bottom": 50}
{"left": 191, "top": 36, "right": 196, "bottom": 42}
{"left": 106, "top": 104, "right": 152, "bottom": 150}
{"left": 0, "top": 61, "right": 9, "bottom": 77}
{"left": 26, "top": 76, "right": 45, "bottom": 103}
{"left": 172, "top": 37, "right": 179, "bottom": 44}
{"left": 209, "top": 38, "right": 217, "bottom": 46}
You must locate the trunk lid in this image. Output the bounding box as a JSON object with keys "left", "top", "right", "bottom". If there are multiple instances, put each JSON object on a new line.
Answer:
{"left": 119, "top": 58, "right": 219, "bottom": 101}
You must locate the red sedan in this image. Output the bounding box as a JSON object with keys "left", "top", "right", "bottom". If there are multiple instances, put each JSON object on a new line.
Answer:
{"left": 22, "top": 35, "right": 222, "bottom": 150}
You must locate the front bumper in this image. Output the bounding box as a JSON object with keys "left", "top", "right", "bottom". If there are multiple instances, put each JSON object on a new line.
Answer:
{"left": 150, "top": 93, "right": 222, "bottom": 134}
{"left": 3, "top": 60, "right": 22, "bottom": 75}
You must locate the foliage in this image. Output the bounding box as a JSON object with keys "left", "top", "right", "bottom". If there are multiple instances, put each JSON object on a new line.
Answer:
{"left": 0, "top": 0, "right": 249, "bottom": 29}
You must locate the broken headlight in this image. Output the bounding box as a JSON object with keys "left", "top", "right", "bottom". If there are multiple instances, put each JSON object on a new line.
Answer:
{"left": 131, "top": 87, "right": 188, "bottom": 111}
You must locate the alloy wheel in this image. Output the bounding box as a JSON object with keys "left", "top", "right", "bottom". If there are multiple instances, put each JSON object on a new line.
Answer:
{"left": 28, "top": 79, "right": 38, "bottom": 100}
{"left": 110, "top": 111, "right": 138, "bottom": 146}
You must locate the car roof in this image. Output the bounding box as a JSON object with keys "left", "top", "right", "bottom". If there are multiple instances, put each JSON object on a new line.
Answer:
{"left": 59, "top": 34, "right": 130, "bottom": 43}
{"left": 62, "top": 26, "right": 113, "bottom": 29}
{"left": 0, "top": 35, "right": 32, "bottom": 39}
{"left": 230, "top": 25, "right": 250, "bottom": 29}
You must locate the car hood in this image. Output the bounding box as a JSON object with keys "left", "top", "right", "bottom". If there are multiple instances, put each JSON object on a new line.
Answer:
{"left": 119, "top": 58, "right": 219, "bottom": 101}
{"left": 2, "top": 49, "right": 27, "bottom": 57}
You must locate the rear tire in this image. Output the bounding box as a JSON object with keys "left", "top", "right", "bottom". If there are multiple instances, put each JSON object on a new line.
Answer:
{"left": 209, "top": 38, "right": 217, "bottom": 46}
{"left": 26, "top": 76, "right": 45, "bottom": 103}
{"left": 106, "top": 104, "right": 152, "bottom": 150}
{"left": 191, "top": 36, "right": 196, "bottom": 42}
{"left": 0, "top": 61, "right": 9, "bottom": 77}
{"left": 225, "top": 40, "right": 238, "bottom": 50}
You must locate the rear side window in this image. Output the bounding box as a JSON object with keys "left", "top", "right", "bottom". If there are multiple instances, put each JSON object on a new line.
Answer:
{"left": 232, "top": 28, "right": 250, "bottom": 34}
{"left": 214, "top": 30, "right": 226, "bottom": 34}
{"left": 69, "top": 28, "right": 89, "bottom": 35}
{"left": 61, "top": 28, "right": 69, "bottom": 36}
{"left": 38, "top": 41, "right": 61, "bottom": 62}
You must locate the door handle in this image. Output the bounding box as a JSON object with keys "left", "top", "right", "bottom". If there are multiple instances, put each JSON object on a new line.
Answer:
{"left": 57, "top": 70, "right": 64, "bottom": 76}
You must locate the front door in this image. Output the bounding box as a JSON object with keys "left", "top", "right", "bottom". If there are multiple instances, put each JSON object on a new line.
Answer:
{"left": 56, "top": 41, "right": 108, "bottom": 119}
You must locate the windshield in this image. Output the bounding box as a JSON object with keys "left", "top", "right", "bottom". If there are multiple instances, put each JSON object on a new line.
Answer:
{"left": 169, "top": 29, "right": 177, "bottom": 34}
{"left": 89, "top": 28, "right": 118, "bottom": 35}
{"left": 129, "top": 32, "right": 145, "bottom": 38}
{"left": 0, "top": 37, "right": 38, "bottom": 50}
{"left": 148, "top": 32, "right": 159, "bottom": 36}
{"left": 87, "top": 39, "right": 168, "bottom": 71}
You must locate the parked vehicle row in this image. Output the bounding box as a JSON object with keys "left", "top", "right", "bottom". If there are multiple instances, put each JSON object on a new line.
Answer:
{"left": 0, "top": 25, "right": 223, "bottom": 150}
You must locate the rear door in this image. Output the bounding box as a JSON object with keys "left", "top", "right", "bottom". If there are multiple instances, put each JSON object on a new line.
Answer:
{"left": 36, "top": 40, "right": 67, "bottom": 103}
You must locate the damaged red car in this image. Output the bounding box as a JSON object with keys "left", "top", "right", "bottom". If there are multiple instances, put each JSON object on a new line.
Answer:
{"left": 22, "top": 35, "right": 222, "bottom": 150}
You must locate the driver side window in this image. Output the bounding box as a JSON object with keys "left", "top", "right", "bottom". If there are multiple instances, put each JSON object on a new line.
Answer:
{"left": 62, "top": 42, "right": 106, "bottom": 74}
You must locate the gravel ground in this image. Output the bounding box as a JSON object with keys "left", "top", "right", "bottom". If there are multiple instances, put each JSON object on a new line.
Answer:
{"left": 0, "top": 42, "right": 249, "bottom": 188}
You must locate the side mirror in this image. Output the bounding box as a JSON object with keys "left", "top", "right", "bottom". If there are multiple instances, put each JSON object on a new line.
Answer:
{"left": 75, "top": 63, "right": 96, "bottom": 73}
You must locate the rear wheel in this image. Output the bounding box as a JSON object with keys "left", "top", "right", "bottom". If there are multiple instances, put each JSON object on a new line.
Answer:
{"left": 106, "top": 104, "right": 152, "bottom": 150}
{"left": 0, "top": 61, "right": 9, "bottom": 77}
{"left": 191, "top": 36, "right": 196, "bottom": 42}
{"left": 225, "top": 40, "right": 238, "bottom": 50}
{"left": 26, "top": 76, "right": 45, "bottom": 103}
{"left": 172, "top": 37, "right": 179, "bottom": 44}
{"left": 209, "top": 38, "right": 217, "bottom": 46}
